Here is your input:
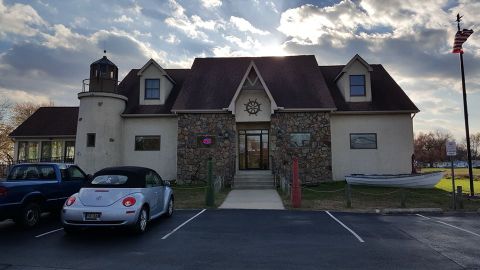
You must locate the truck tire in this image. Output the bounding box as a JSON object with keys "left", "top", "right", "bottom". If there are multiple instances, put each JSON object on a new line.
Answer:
{"left": 15, "top": 202, "right": 41, "bottom": 228}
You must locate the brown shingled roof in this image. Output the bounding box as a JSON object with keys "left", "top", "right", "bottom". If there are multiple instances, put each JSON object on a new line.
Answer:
{"left": 319, "top": 65, "right": 419, "bottom": 112}
{"left": 172, "top": 55, "right": 337, "bottom": 111}
{"left": 9, "top": 107, "right": 79, "bottom": 137}
{"left": 9, "top": 56, "right": 419, "bottom": 140}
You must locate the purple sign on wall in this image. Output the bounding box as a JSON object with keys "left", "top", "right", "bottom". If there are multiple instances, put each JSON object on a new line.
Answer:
{"left": 202, "top": 137, "right": 212, "bottom": 145}
{"left": 197, "top": 135, "right": 216, "bottom": 147}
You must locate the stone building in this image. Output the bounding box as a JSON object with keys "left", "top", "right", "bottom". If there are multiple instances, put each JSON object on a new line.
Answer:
{"left": 9, "top": 53, "right": 419, "bottom": 187}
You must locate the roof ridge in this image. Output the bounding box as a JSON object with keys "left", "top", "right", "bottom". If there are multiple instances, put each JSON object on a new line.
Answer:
{"left": 194, "top": 55, "right": 314, "bottom": 60}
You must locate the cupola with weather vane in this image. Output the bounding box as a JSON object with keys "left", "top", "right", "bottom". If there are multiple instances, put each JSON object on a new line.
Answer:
{"left": 88, "top": 50, "right": 118, "bottom": 93}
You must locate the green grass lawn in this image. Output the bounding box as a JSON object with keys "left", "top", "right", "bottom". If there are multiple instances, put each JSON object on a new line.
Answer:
{"left": 435, "top": 179, "right": 480, "bottom": 194}
{"left": 280, "top": 180, "right": 480, "bottom": 211}
{"left": 420, "top": 167, "right": 480, "bottom": 194}
{"left": 172, "top": 184, "right": 230, "bottom": 209}
{"left": 421, "top": 167, "right": 480, "bottom": 179}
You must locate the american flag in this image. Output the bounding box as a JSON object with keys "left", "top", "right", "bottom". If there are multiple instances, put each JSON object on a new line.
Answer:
{"left": 452, "top": 29, "right": 474, "bottom": 53}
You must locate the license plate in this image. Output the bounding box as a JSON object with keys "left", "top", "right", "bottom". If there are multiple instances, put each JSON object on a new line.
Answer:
{"left": 84, "top": 212, "right": 101, "bottom": 220}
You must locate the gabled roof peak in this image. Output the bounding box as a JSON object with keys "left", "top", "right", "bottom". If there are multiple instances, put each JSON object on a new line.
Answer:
{"left": 137, "top": 58, "right": 163, "bottom": 75}
{"left": 226, "top": 61, "right": 279, "bottom": 113}
{"left": 335, "top": 54, "right": 373, "bottom": 81}
{"left": 137, "top": 58, "right": 175, "bottom": 83}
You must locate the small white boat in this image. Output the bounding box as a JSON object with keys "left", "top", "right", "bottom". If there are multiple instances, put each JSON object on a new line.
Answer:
{"left": 345, "top": 172, "right": 444, "bottom": 188}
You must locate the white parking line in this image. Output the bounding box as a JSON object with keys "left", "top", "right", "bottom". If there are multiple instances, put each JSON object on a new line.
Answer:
{"left": 35, "top": 228, "right": 64, "bottom": 238}
{"left": 416, "top": 214, "right": 480, "bottom": 238}
{"left": 161, "top": 209, "right": 206, "bottom": 240}
{"left": 325, "top": 211, "right": 365, "bottom": 243}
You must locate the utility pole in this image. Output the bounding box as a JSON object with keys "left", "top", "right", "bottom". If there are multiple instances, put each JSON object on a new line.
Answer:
{"left": 455, "top": 14, "right": 475, "bottom": 196}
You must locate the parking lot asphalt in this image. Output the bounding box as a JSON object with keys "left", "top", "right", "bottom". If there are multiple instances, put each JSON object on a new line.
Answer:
{"left": 0, "top": 210, "right": 479, "bottom": 270}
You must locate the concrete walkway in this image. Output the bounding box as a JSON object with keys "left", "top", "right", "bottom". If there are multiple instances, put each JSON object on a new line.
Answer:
{"left": 219, "top": 189, "right": 285, "bottom": 210}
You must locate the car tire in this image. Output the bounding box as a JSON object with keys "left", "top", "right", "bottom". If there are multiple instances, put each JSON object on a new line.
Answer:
{"left": 132, "top": 207, "right": 148, "bottom": 234}
{"left": 165, "top": 197, "right": 174, "bottom": 218}
{"left": 15, "top": 202, "right": 41, "bottom": 228}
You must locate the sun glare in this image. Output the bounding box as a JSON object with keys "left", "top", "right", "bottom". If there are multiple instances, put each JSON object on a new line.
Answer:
{"left": 255, "top": 43, "right": 288, "bottom": 56}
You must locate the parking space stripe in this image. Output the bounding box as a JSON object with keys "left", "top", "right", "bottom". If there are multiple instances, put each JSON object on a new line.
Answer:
{"left": 161, "top": 209, "right": 206, "bottom": 240}
{"left": 325, "top": 211, "right": 365, "bottom": 243}
{"left": 35, "top": 228, "right": 63, "bottom": 238}
{"left": 416, "top": 214, "right": 480, "bottom": 238}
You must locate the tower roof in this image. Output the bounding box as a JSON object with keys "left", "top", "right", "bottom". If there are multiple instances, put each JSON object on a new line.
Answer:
{"left": 91, "top": 55, "right": 117, "bottom": 67}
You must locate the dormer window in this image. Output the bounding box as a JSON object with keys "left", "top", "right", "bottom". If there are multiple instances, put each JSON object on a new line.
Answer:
{"left": 350, "top": 75, "right": 366, "bottom": 96}
{"left": 145, "top": 79, "right": 160, "bottom": 99}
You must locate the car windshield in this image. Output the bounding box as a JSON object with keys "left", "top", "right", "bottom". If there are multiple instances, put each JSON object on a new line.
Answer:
{"left": 91, "top": 175, "right": 128, "bottom": 185}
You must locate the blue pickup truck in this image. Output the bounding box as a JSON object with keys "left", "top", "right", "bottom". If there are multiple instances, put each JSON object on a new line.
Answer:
{"left": 0, "top": 163, "right": 88, "bottom": 227}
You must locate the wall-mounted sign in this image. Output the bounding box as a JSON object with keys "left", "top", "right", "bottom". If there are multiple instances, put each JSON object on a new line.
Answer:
{"left": 202, "top": 137, "right": 212, "bottom": 145}
{"left": 197, "top": 135, "right": 216, "bottom": 148}
{"left": 289, "top": 133, "right": 311, "bottom": 148}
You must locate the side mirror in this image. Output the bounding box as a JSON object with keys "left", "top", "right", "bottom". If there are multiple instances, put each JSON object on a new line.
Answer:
{"left": 163, "top": 180, "right": 171, "bottom": 187}
{"left": 86, "top": 174, "right": 93, "bottom": 181}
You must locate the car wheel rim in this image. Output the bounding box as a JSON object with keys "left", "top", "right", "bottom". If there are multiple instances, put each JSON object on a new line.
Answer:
{"left": 26, "top": 209, "right": 38, "bottom": 226}
{"left": 168, "top": 200, "right": 173, "bottom": 215}
{"left": 140, "top": 210, "right": 147, "bottom": 231}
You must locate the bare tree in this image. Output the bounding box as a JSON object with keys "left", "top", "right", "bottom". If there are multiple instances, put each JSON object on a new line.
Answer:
{"left": 414, "top": 130, "right": 453, "bottom": 167}
{"left": 0, "top": 99, "right": 13, "bottom": 163}
{"left": 0, "top": 123, "right": 14, "bottom": 163}
{"left": 0, "top": 98, "right": 11, "bottom": 122}
{"left": 10, "top": 102, "right": 48, "bottom": 128}
{"left": 470, "top": 133, "right": 480, "bottom": 160}
{"left": 462, "top": 132, "right": 480, "bottom": 160}
{"left": 0, "top": 101, "right": 50, "bottom": 163}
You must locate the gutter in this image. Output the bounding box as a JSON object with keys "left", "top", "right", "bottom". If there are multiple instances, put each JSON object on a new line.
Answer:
{"left": 332, "top": 110, "right": 420, "bottom": 115}
{"left": 121, "top": 114, "right": 177, "bottom": 118}
{"left": 9, "top": 135, "right": 76, "bottom": 138}
{"left": 171, "top": 109, "right": 230, "bottom": 114}
{"left": 278, "top": 108, "right": 337, "bottom": 112}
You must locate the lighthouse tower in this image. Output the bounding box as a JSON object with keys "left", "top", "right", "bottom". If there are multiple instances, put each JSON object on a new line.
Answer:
{"left": 75, "top": 52, "right": 127, "bottom": 174}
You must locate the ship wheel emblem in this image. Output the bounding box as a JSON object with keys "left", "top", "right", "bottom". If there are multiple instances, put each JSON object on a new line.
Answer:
{"left": 244, "top": 99, "right": 261, "bottom": 115}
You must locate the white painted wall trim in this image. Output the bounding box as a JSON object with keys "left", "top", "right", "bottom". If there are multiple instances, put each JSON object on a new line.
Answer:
{"left": 335, "top": 54, "right": 373, "bottom": 82}
{"left": 137, "top": 59, "right": 175, "bottom": 83}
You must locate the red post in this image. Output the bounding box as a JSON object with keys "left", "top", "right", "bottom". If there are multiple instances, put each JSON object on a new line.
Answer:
{"left": 291, "top": 157, "right": 301, "bottom": 208}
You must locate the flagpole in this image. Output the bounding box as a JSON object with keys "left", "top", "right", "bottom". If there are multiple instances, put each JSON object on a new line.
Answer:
{"left": 456, "top": 14, "right": 475, "bottom": 196}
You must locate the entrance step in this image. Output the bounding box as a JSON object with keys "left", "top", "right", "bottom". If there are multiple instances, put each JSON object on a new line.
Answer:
{"left": 233, "top": 170, "right": 274, "bottom": 189}
{"left": 219, "top": 189, "right": 285, "bottom": 210}
{"left": 234, "top": 184, "right": 275, "bottom": 189}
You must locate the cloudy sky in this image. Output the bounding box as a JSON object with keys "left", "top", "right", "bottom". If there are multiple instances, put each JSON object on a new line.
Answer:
{"left": 0, "top": 0, "right": 479, "bottom": 139}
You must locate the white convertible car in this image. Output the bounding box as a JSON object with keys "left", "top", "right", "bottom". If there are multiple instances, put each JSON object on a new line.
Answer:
{"left": 61, "top": 166, "right": 174, "bottom": 234}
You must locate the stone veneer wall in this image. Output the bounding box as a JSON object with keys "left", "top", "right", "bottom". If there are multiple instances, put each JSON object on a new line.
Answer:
{"left": 270, "top": 112, "right": 332, "bottom": 185}
{"left": 177, "top": 113, "right": 236, "bottom": 184}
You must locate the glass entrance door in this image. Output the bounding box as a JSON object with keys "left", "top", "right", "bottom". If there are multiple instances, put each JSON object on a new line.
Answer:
{"left": 239, "top": 130, "right": 269, "bottom": 170}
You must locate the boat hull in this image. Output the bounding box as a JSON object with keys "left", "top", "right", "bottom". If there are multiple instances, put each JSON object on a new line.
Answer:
{"left": 345, "top": 172, "right": 445, "bottom": 188}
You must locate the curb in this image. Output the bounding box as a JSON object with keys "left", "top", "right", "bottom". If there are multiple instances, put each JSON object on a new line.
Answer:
{"left": 381, "top": 208, "right": 443, "bottom": 214}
